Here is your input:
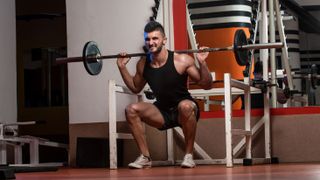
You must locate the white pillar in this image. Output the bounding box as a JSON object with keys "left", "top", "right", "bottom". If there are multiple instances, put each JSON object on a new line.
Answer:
{"left": 269, "top": 0, "right": 277, "bottom": 108}
{"left": 260, "top": 0, "right": 271, "bottom": 159}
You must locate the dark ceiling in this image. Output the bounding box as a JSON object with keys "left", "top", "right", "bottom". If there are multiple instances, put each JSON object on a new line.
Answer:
{"left": 16, "top": 0, "right": 65, "bottom": 21}
{"left": 15, "top": 0, "right": 320, "bottom": 34}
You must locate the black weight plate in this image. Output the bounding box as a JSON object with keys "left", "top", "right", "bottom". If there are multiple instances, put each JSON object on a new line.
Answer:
{"left": 234, "top": 29, "right": 249, "bottom": 66}
{"left": 83, "top": 41, "right": 103, "bottom": 76}
{"left": 277, "top": 88, "right": 289, "bottom": 104}
{"left": 311, "top": 64, "right": 318, "bottom": 89}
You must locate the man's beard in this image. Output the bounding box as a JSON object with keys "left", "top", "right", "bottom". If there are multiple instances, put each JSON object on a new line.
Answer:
{"left": 150, "top": 44, "right": 163, "bottom": 54}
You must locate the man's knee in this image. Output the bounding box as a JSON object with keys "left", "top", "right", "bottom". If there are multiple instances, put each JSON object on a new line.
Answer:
{"left": 178, "top": 100, "right": 196, "bottom": 120}
{"left": 125, "top": 103, "right": 140, "bottom": 120}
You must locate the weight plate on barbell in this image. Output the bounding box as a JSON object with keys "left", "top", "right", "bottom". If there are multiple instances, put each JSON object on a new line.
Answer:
{"left": 311, "top": 64, "right": 318, "bottom": 89}
{"left": 234, "top": 29, "right": 249, "bottom": 66}
{"left": 83, "top": 41, "right": 103, "bottom": 76}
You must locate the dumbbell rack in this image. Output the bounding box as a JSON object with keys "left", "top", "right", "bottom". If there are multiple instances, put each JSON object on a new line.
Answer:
{"left": 250, "top": 0, "right": 293, "bottom": 107}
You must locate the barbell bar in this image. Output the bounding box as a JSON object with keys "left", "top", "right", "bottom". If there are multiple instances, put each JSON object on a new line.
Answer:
{"left": 56, "top": 42, "right": 283, "bottom": 63}
{"left": 174, "top": 42, "right": 283, "bottom": 54}
{"left": 55, "top": 29, "right": 284, "bottom": 76}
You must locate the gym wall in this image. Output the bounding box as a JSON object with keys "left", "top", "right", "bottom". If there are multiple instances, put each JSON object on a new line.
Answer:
{"left": 0, "top": 0, "right": 17, "bottom": 125}
{"left": 66, "top": 0, "right": 154, "bottom": 124}
{"left": 66, "top": 0, "right": 155, "bottom": 166}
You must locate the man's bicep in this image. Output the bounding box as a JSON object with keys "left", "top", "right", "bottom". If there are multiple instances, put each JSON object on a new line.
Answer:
{"left": 133, "top": 74, "right": 146, "bottom": 91}
{"left": 187, "top": 64, "right": 201, "bottom": 82}
{"left": 132, "top": 62, "right": 147, "bottom": 92}
{"left": 132, "top": 58, "right": 147, "bottom": 92}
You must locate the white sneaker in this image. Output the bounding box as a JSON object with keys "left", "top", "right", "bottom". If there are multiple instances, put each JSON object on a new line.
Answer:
{"left": 128, "top": 154, "right": 152, "bottom": 169}
{"left": 181, "top": 153, "right": 196, "bottom": 168}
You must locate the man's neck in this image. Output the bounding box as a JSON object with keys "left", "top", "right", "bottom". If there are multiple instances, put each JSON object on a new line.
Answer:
{"left": 150, "top": 49, "right": 168, "bottom": 67}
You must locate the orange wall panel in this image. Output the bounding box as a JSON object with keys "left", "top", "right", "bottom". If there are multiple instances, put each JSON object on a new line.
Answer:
{"left": 195, "top": 27, "right": 251, "bottom": 110}
{"left": 195, "top": 28, "right": 250, "bottom": 80}
{"left": 171, "top": 2, "right": 252, "bottom": 110}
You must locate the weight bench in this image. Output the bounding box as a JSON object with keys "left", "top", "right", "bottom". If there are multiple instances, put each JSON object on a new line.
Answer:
{"left": 0, "top": 122, "right": 68, "bottom": 166}
{"left": 108, "top": 80, "right": 137, "bottom": 169}
{"left": 190, "top": 73, "right": 278, "bottom": 166}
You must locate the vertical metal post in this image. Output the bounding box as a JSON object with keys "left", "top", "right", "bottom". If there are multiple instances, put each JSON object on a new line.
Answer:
{"left": 224, "top": 73, "right": 233, "bottom": 167}
{"left": 261, "top": 0, "right": 271, "bottom": 160}
{"left": 29, "top": 138, "right": 39, "bottom": 164}
{"left": 260, "top": 0, "right": 268, "bottom": 79}
{"left": 0, "top": 124, "right": 6, "bottom": 164}
{"left": 0, "top": 141, "right": 6, "bottom": 164}
{"left": 269, "top": 0, "right": 277, "bottom": 108}
{"left": 109, "top": 80, "right": 118, "bottom": 169}
{"left": 264, "top": 93, "right": 271, "bottom": 159}
{"left": 14, "top": 144, "right": 23, "bottom": 164}
{"left": 244, "top": 77, "right": 252, "bottom": 159}
{"left": 204, "top": 96, "right": 210, "bottom": 111}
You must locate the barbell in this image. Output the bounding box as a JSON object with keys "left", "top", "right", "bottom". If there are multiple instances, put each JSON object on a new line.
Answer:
{"left": 251, "top": 64, "right": 319, "bottom": 104}
{"left": 55, "top": 29, "right": 284, "bottom": 76}
{"left": 284, "top": 64, "right": 319, "bottom": 90}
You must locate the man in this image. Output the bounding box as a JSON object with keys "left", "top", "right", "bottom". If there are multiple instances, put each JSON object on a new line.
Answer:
{"left": 117, "top": 21, "right": 212, "bottom": 169}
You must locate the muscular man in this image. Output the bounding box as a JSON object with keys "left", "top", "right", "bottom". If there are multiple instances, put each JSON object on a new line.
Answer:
{"left": 117, "top": 21, "right": 212, "bottom": 169}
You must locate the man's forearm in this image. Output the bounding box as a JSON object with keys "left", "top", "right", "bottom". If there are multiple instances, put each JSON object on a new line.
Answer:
{"left": 118, "top": 67, "right": 139, "bottom": 93}
{"left": 198, "top": 61, "right": 213, "bottom": 89}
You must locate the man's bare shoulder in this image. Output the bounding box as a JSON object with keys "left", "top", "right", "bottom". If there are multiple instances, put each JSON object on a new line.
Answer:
{"left": 173, "top": 53, "right": 194, "bottom": 65}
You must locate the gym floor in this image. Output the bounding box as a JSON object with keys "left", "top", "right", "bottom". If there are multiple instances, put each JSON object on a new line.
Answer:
{"left": 15, "top": 163, "right": 320, "bottom": 180}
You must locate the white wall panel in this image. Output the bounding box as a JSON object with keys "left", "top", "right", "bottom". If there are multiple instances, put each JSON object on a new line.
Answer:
{"left": 66, "top": 0, "right": 154, "bottom": 124}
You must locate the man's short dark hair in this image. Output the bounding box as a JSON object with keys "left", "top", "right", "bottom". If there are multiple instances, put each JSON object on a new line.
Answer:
{"left": 144, "top": 21, "right": 165, "bottom": 36}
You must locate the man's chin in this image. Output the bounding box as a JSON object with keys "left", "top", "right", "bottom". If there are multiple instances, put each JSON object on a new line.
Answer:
{"left": 149, "top": 47, "right": 157, "bottom": 51}
{"left": 149, "top": 47, "right": 162, "bottom": 54}
{"left": 148, "top": 50, "right": 157, "bottom": 54}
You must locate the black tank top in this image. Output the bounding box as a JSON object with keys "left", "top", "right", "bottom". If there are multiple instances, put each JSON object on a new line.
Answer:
{"left": 143, "top": 51, "right": 192, "bottom": 110}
